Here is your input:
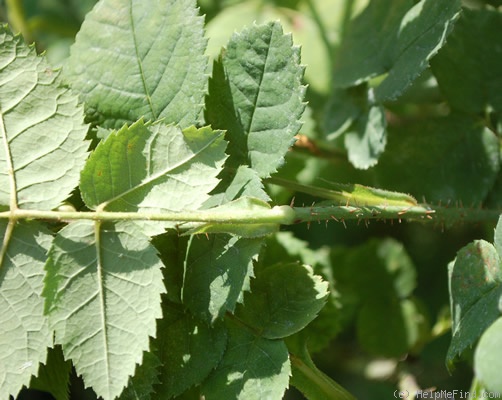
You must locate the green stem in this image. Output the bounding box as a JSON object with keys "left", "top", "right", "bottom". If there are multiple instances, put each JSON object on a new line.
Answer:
{"left": 305, "top": 0, "right": 335, "bottom": 77}
{"left": 0, "top": 206, "right": 296, "bottom": 225}
{"left": 0, "top": 201, "right": 499, "bottom": 228}
{"left": 290, "top": 351, "right": 356, "bottom": 400}
{"left": 5, "top": 0, "right": 33, "bottom": 43}
{"left": 339, "top": 0, "right": 355, "bottom": 41}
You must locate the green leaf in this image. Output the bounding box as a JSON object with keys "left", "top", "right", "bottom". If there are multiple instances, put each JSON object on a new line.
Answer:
{"left": 0, "top": 221, "right": 53, "bottom": 399}
{"left": 29, "top": 346, "right": 72, "bottom": 400}
{"left": 447, "top": 240, "right": 502, "bottom": 365}
{"left": 323, "top": 86, "right": 367, "bottom": 141}
{"left": 120, "top": 348, "right": 161, "bottom": 400}
{"left": 203, "top": 166, "right": 270, "bottom": 209}
{"left": 201, "top": 319, "right": 290, "bottom": 400}
{"left": 205, "top": 21, "right": 306, "bottom": 178}
{"left": 333, "top": 0, "right": 461, "bottom": 101}
{"left": 205, "top": 1, "right": 331, "bottom": 93}
{"left": 183, "top": 234, "right": 263, "bottom": 323}
{"left": 344, "top": 105, "right": 387, "bottom": 169}
{"left": 0, "top": 26, "right": 88, "bottom": 211}
{"left": 152, "top": 232, "right": 189, "bottom": 305}
{"left": 322, "top": 86, "right": 388, "bottom": 169}
{"left": 154, "top": 302, "right": 227, "bottom": 399}
{"left": 65, "top": 0, "right": 207, "bottom": 128}
{"left": 333, "top": 238, "right": 417, "bottom": 301}
{"left": 474, "top": 317, "right": 502, "bottom": 393}
{"left": 431, "top": 9, "right": 502, "bottom": 117}
{"left": 331, "top": 239, "right": 425, "bottom": 357}
{"left": 374, "top": 114, "right": 500, "bottom": 204}
{"left": 44, "top": 220, "right": 165, "bottom": 400}
{"left": 262, "top": 232, "right": 342, "bottom": 353}
{"left": 80, "top": 120, "right": 227, "bottom": 235}
{"left": 236, "top": 262, "right": 328, "bottom": 339}
{"left": 357, "top": 296, "right": 427, "bottom": 357}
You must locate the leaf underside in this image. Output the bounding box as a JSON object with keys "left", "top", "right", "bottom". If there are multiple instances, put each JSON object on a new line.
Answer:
{"left": 44, "top": 220, "right": 165, "bottom": 400}
{"left": 0, "top": 26, "right": 88, "bottom": 211}
{"left": 0, "top": 221, "right": 53, "bottom": 400}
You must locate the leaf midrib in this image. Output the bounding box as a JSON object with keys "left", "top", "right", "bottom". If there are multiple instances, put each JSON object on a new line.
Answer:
{"left": 129, "top": 0, "right": 157, "bottom": 120}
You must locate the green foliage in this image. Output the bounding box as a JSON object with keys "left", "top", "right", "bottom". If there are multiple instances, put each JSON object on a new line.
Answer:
{"left": 65, "top": 0, "right": 207, "bottom": 128}
{"left": 0, "top": 0, "right": 502, "bottom": 399}
{"left": 449, "top": 217, "right": 502, "bottom": 393}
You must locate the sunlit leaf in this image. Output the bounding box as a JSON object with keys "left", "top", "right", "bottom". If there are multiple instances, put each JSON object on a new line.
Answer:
{"left": 206, "top": 21, "right": 306, "bottom": 178}
{"left": 0, "top": 26, "right": 88, "bottom": 211}
{"left": 80, "top": 120, "right": 227, "bottom": 235}
{"left": 201, "top": 319, "right": 290, "bottom": 400}
{"left": 0, "top": 221, "right": 53, "bottom": 399}
{"left": 65, "top": 0, "right": 207, "bottom": 128}
{"left": 183, "top": 234, "right": 263, "bottom": 323}
{"left": 44, "top": 220, "right": 165, "bottom": 400}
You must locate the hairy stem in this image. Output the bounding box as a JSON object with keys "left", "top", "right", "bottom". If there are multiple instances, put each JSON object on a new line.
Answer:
{"left": 0, "top": 202, "right": 499, "bottom": 227}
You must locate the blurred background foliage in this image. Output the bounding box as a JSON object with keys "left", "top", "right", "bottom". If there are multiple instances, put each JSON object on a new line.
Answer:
{"left": 1, "top": 0, "right": 501, "bottom": 398}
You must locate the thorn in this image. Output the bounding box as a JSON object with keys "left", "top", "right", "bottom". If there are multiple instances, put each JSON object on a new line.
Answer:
{"left": 364, "top": 219, "right": 369, "bottom": 228}
{"left": 398, "top": 207, "right": 411, "bottom": 216}
{"left": 310, "top": 202, "right": 318, "bottom": 216}
{"left": 330, "top": 215, "right": 339, "bottom": 222}
{"left": 204, "top": 233, "right": 210, "bottom": 240}
{"left": 289, "top": 196, "right": 296, "bottom": 207}
{"left": 341, "top": 218, "right": 347, "bottom": 229}
{"left": 307, "top": 221, "right": 311, "bottom": 230}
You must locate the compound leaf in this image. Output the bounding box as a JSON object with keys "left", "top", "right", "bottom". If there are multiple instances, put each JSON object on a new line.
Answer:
{"left": 44, "top": 220, "right": 165, "bottom": 400}
{"left": 80, "top": 120, "right": 226, "bottom": 235}
{"left": 0, "top": 26, "right": 88, "bottom": 211}
{"left": 201, "top": 319, "right": 290, "bottom": 400}
{"left": 206, "top": 21, "right": 306, "bottom": 178}
{"left": 333, "top": 0, "right": 460, "bottom": 101}
{"left": 65, "top": 0, "right": 207, "bottom": 128}
{"left": 183, "top": 234, "right": 263, "bottom": 323}
{"left": 0, "top": 221, "right": 53, "bottom": 400}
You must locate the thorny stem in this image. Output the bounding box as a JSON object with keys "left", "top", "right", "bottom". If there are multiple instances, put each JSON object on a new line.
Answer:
{"left": 0, "top": 202, "right": 499, "bottom": 228}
